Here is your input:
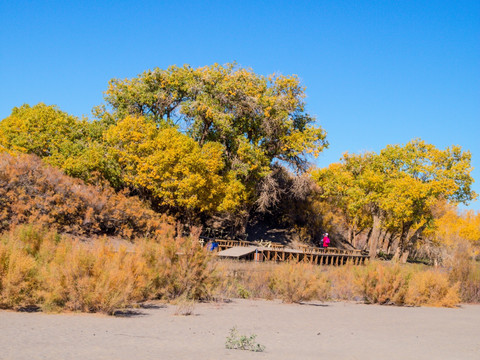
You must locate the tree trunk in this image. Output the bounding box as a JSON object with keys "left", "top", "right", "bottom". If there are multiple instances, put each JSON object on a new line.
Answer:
{"left": 398, "top": 222, "right": 413, "bottom": 263}
{"left": 364, "top": 227, "right": 373, "bottom": 251}
{"left": 382, "top": 232, "right": 393, "bottom": 253}
{"left": 378, "top": 229, "right": 389, "bottom": 254}
{"left": 199, "top": 119, "right": 212, "bottom": 146}
{"left": 369, "top": 214, "right": 382, "bottom": 259}
{"left": 400, "top": 250, "right": 409, "bottom": 264}
{"left": 353, "top": 227, "right": 365, "bottom": 249}
{"left": 392, "top": 247, "right": 401, "bottom": 262}
{"left": 400, "top": 224, "right": 426, "bottom": 263}
{"left": 407, "top": 224, "right": 426, "bottom": 248}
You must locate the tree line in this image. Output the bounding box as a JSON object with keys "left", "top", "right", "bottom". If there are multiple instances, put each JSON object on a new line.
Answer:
{"left": 0, "top": 63, "right": 477, "bottom": 262}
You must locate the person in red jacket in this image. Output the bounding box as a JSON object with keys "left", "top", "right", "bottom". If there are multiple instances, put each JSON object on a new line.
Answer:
{"left": 322, "top": 233, "right": 330, "bottom": 248}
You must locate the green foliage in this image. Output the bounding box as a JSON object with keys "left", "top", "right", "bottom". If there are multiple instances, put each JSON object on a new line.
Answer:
{"left": 0, "top": 103, "right": 120, "bottom": 186}
{"left": 236, "top": 284, "right": 251, "bottom": 299}
{"left": 225, "top": 327, "right": 265, "bottom": 352}
{"left": 1, "top": 63, "right": 328, "bottom": 222}
{"left": 378, "top": 139, "right": 475, "bottom": 224}
{"left": 0, "top": 103, "right": 82, "bottom": 158}
{"left": 1, "top": 67, "right": 477, "bottom": 260}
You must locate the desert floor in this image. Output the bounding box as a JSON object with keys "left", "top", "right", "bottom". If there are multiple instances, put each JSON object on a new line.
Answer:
{"left": 1, "top": 299, "right": 479, "bottom": 360}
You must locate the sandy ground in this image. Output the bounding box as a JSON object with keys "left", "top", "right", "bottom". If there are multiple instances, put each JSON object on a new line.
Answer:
{"left": 0, "top": 300, "right": 479, "bottom": 360}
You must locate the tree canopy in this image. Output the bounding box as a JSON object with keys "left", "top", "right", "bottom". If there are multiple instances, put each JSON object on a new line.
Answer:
{"left": 0, "top": 64, "right": 328, "bottom": 224}
{"left": 311, "top": 139, "right": 476, "bottom": 258}
{"left": 0, "top": 103, "right": 119, "bottom": 186}
{"left": 0, "top": 103, "right": 84, "bottom": 158}
{"left": 0, "top": 65, "right": 477, "bottom": 259}
{"left": 104, "top": 63, "right": 328, "bottom": 174}
{"left": 104, "top": 116, "right": 245, "bottom": 214}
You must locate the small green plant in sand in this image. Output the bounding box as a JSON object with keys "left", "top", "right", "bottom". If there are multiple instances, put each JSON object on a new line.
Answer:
{"left": 225, "top": 326, "right": 265, "bottom": 352}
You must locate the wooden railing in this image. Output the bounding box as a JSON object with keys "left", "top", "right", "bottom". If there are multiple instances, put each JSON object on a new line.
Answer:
{"left": 207, "top": 238, "right": 364, "bottom": 254}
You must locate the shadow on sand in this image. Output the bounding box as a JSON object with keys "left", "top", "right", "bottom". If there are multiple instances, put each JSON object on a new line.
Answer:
{"left": 113, "top": 303, "right": 167, "bottom": 317}
{"left": 298, "top": 302, "right": 329, "bottom": 307}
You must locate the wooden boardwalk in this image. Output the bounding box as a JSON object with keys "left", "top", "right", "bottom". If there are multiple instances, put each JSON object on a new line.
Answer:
{"left": 207, "top": 239, "right": 368, "bottom": 265}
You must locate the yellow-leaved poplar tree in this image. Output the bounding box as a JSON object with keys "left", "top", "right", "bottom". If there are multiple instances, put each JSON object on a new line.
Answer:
{"left": 104, "top": 116, "right": 245, "bottom": 214}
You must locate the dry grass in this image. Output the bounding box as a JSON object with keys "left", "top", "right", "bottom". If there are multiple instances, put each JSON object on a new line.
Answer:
{"left": 0, "top": 237, "right": 38, "bottom": 309}
{"left": 173, "top": 296, "right": 196, "bottom": 316}
{"left": 327, "top": 263, "right": 362, "bottom": 301}
{"left": 214, "top": 259, "right": 465, "bottom": 307}
{"left": 405, "top": 271, "right": 460, "bottom": 307}
{"left": 214, "top": 261, "right": 277, "bottom": 300}
{"left": 38, "top": 241, "right": 146, "bottom": 313}
{"left": 0, "top": 223, "right": 216, "bottom": 314}
{"left": 271, "top": 262, "right": 330, "bottom": 303}
{"left": 214, "top": 261, "right": 330, "bottom": 303}
{"left": 446, "top": 242, "right": 480, "bottom": 303}
{"left": 1, "top": 222, "right": 473, "bottom": 314}
{"left": 356, "top": 262, "right": 411, "bottom": 305}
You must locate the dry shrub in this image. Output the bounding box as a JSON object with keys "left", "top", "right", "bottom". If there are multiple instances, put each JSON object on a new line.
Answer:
{"left": 215, "top": 261, "right": 330, "bottom": 303}
{"left": 446, "top": 242, "right": 480, "bottom": 303}
{"left": 215, "top": 260, "right": 464, "bottom": 307}
{"left": 456, "top": 264, "right": 480, "bottom": 303}
{"left": 173, "top": 296, "right": 196, "bottom": 316}
{"left": 356, "top": 262, "right": 411, "bottom": 305}
{"left": 38, "top": 242, "right": 147, "bottom": 314}
{"left": 0, "top": 153, "right": 172, "bottom": 238}
{"left": 271, "top": 262, "right": 329, "bottom": 303}
{"left": 138, "top": 233, "right": 216, "bottom": 301}
{"left": 0, "top": 223, "right": 217, "bottom": 314}
{"left": 214, "top": 261, "right": 276, "bottom": 300}
{"left": 0, "top": 237, "right": 38, "bottom": 309}
{"left": 405, "top": 271, "right": 460, "bottom": 307}
{"left": 326, "top": 263, "right": 362, "bottom": 301}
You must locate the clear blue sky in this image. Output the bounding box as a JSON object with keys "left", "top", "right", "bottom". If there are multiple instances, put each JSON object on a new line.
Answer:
{"left": 1, "top": 0, "right": 479, "bottom": 209}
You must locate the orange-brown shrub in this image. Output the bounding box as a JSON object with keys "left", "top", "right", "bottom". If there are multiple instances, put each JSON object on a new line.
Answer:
{"left": 271, "top": 262, "right": 330, "bottom": 303}
{"left": 326, "top": 263, "right": 362, "bottom": 301}
{"left": 137, "top": 233, "right": 216, "bottom": 301}
{"left": 405, "top": 270, "right": 460, "bottom": 307}
{"left": 355, "top": 262, "right": 411, "bottom": 305}
{"left": 446, "top": 242, "right": 480, "bottom": 303}
{"left": 214, "top": 260, "right": 464, "bottom": 307}
{"left": 0, "top": 153, "right": 172, "bottom": 238}
{"left": 458, "top": 264, "right": 480, "bottom": 303}
{"left": 215, "top": 261, "right": 330, "bottom": 303}
{"left": 0, "top": 234, "right": 38, "bottom": 309}
{"left": 38, "top": 241, "right": 149, "bottom": 314}
{"left": 214, "top": 261, "right": 277, "bottom": 300}
{"left": 0, "top": 223, "right": 216, "bottom": 314}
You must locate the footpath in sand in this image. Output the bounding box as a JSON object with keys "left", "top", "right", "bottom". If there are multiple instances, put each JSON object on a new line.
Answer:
{"left": 1, "top": 299, "right": 479, "bottom": 360}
